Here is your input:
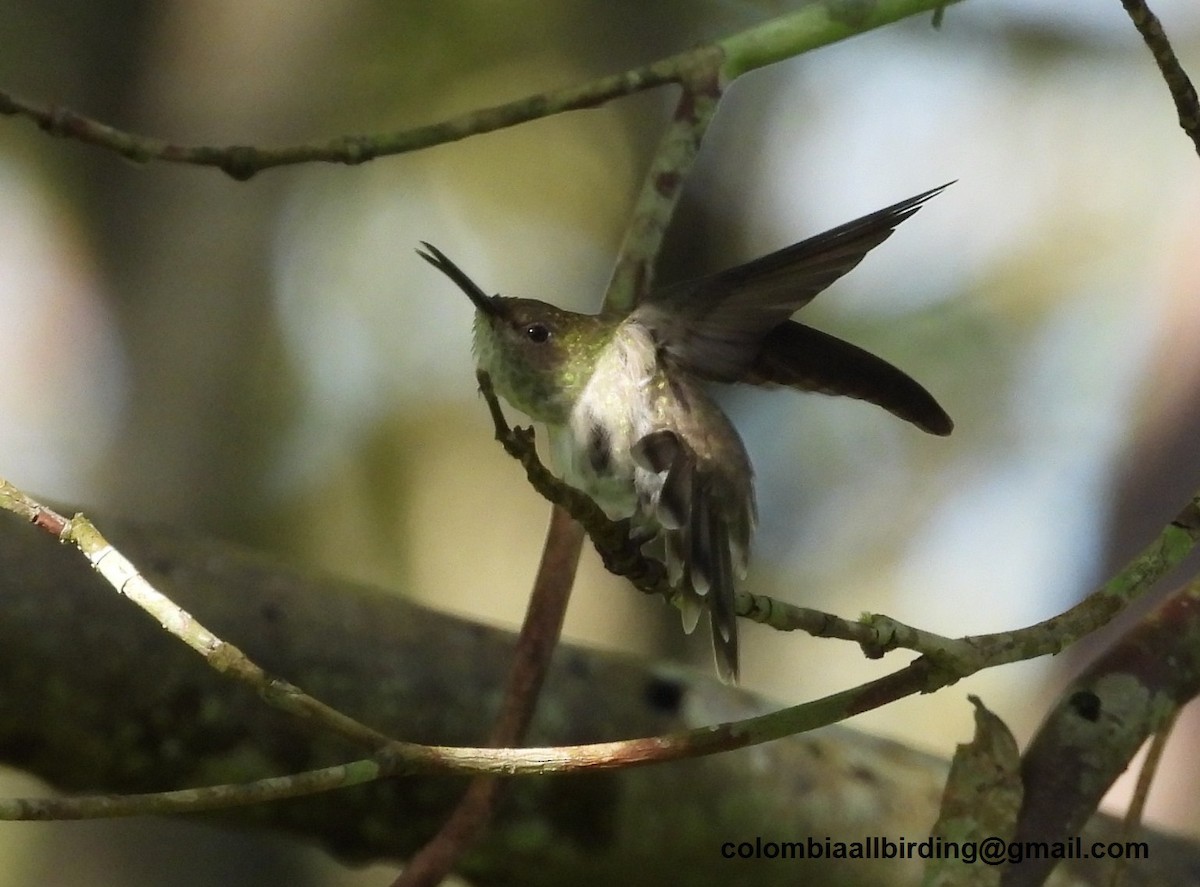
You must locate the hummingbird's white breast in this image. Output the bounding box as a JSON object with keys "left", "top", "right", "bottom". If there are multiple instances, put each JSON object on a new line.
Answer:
{"left": 549, "top": 320, "right": 664, "bottom": 522}
{"left": 549, "top": 315, "right": 756, "bottom": 670}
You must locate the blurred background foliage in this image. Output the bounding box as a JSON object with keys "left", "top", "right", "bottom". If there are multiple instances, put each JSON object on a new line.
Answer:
{"left": 1, "top": 0, "right": 1199, "bottom": 884}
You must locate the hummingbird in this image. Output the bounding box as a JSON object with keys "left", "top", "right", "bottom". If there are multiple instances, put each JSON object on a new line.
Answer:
{"left": 418, "top": 184, "right": 952, "bottom": 683}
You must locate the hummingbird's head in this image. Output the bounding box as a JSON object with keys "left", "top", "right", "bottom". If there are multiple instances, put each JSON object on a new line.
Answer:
{"left": 417, "top": 243, "right": 609, "bottom": 424}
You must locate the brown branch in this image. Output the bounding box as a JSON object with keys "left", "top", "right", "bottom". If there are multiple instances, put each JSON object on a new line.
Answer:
{"left": 1109, "top": 706, "right": 1181, "bottom": 887}
{"left": 1119, "top": 0, "right": 1200, "bottom": 157}
{"left": 0, "top": 482, "right": 968, "bottom": 821}
{"left": 0, "top": 480, "right": 408, "bottom": 754}
{"left": 1007, "top": 578, "right": 1200, "bottom": 885}
{"left": 2, "top": 516, "right": 1198, "bottom": 885}
{"left": 396, "top": 61, "right": 724, "bottom": 879}
{"left": 0, "top": 474, "right": 1192, "bottom": 815}
{"left": 392, "top": 507, "right": 583, "bottom": 886}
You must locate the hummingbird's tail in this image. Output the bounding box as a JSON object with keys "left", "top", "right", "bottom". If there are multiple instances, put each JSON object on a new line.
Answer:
{"left": 664, "top": 528, "right": 740, "bottom": 683}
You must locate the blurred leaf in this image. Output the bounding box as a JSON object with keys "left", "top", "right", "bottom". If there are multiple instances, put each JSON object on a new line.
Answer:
{"left": 925, "top": 696, "right": 1021, "bottom": 887}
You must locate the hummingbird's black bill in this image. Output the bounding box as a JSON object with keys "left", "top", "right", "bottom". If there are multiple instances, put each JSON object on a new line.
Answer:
{"left": 417, "top": 242, "right": 501, "bottom": 318}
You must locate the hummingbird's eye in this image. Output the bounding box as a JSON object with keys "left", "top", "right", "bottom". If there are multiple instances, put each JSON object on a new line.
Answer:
{"left": 524, "top": 323, "right": 551, "bottom": 343}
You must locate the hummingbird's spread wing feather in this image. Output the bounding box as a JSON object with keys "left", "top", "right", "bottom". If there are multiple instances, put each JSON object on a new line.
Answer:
{"left": 749, "top": 322, "right": 954, "bottom": 436}
{"left": 635, "top": 183, "right": 951, "bottom": 382}
{"left": 633, "top": 425, "right": 747, "bottom": 683}
{"left": 687, "top": 480, "right": 714, "bottom": 596}
{"left": 707, "top": 511, "right": 739, "bottom": 684}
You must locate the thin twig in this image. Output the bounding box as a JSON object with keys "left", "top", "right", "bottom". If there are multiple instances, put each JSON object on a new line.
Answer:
{"left": 80, "top": 523, "right": 385, "bottom": 745}
{"left": 0, "top": 0, "right": 961, "bottom": 180}
{"left": 0, "top": 61, "right": 679, "bottom": 180}
{"left": 1, "top": 497, "right": 1198, "bottom": 820}
{"left": 0, "top": 760, "right": 388, "bottom": 820}
{"left": 1119, "top": 0, "right": 1200, "bottom": 158}
{"left": 1008, "top": 578, "right": 1200, "bottom": 885}
{"left": 391, "top": 506, "right": 583, "bottom": 886}
{"left": 1108, "top": 706, "right": 1180, "bottom": 887}
{"left": 394, "top": 59, "right": 730, "bottom": 882}
{"left": 472, "top": 377, "right": 1200, "bottom": 676}
{"left": 604, "top": 67, "right": 722, "bottom": 311}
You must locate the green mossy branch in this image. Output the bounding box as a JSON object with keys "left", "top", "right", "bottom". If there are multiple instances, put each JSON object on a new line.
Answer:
{"left": 0, "top": 0, "right": 961, "bottom": 180}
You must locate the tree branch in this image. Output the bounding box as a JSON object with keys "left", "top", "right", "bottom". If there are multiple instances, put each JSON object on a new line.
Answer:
{"left": 1119, "top": 0, "right": 1200, "bottom": 158}
{"left": 1007, "top": 578, "right": 1200, "bottom": 885}
{"left": 1, "top": 511, "right": 1198, "bottom": 885}
{"left": 0, "top": 0, "right": 961, "bottom": 180}
{"left": 392, "top": 507, "right": 583, "bottom": 886}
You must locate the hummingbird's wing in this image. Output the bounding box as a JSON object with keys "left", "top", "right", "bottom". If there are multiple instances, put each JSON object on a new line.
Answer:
{"left": 748, "top": 321, "right": 954, "bottom": 436}
{"left": 633, "top": 423, "right": 753, "bottom": 684}
{"left": 635, "top": 183, "right": 951, "bottom": 383}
